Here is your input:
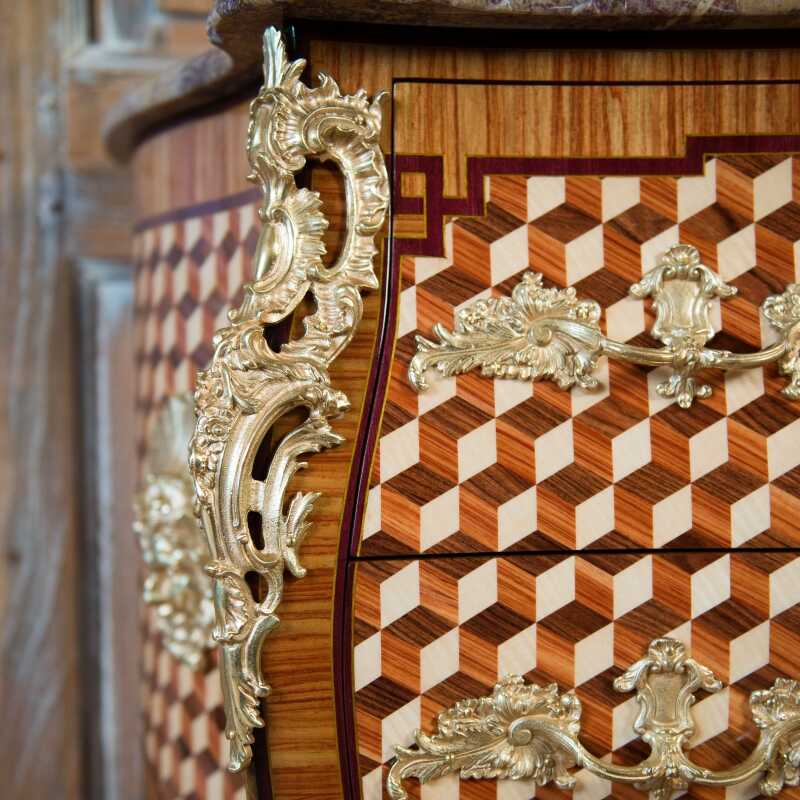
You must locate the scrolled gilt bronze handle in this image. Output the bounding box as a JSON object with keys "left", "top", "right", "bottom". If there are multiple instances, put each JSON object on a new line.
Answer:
{"left": 409, "top": 244, "right": 800, "bottom": 409}
{"left": 188, "top": 28, "right": 388, "bottom": 771}
{"left": 387, "top": 637, "right": 800, "bottom": 799}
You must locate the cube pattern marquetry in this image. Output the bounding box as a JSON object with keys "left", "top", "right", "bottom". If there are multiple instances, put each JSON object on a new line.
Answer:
{"left": 353, "top": 551, "right": 800, "bottom": 800}
{"left": 363, "top": 156, "right": 800, "bottom": 556}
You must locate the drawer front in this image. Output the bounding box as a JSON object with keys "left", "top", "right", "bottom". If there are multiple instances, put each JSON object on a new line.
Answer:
{"left": 356, "top": 77, "right": 800, "bottom": 558}
{"left": 352, "top": 551, "right": 800, "bottom": 798}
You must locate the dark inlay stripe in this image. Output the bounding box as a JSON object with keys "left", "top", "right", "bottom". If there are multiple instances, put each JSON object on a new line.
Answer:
{"left": 133, "top": 187, "right": 260, "bottom": 233}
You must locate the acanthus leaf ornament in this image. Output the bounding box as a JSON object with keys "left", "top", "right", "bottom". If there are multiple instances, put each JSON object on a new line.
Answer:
{"left": 410, "top": 244, "right": 800, "bottom": 409}
{"left": 387, "top": 676, "right": 582, "bottom": 799}
{"left": 387, "top": 638, "right": 800, "bottom": 799}
{"left": 189, "top": 27, "right": 388, "bottom": 772}
{"left": 134, "top": 393, "right": 215, "bottom": 671}
{"left": 762, "top": 283, "right": 800, "bottom": 400}
{"left": 753, "top": 678, "right": 800, "bottom": 795}
{"left": 409, "top": 272, "right": 603, "bottom": 392}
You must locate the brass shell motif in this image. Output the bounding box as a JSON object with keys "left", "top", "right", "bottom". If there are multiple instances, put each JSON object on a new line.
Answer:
{"left": 410, "top": 244, "right": 800, "bottom": 409}
{"left": 388, "top": 638, "right": 800, "bottom": 799}
{"left": 134, "top": 393, "right": 214, "bottom": 670}
{"left": 189, "top": 28, "right": 388, "bottom": 772}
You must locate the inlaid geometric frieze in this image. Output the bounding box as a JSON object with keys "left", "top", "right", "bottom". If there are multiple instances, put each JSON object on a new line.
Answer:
{"left": 353, "top": 551, "right": 800, "bottom": 799}
{"left": 362, "top": 155, "right": 800, "bottom": 556}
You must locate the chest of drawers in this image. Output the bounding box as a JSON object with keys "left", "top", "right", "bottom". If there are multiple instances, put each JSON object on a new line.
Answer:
{"left": 111, "top": 6, "right": 800, "bottom": 798}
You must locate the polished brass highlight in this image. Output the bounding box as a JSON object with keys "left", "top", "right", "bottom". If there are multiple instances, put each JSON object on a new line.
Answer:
{"left": 387, "top": 637, "right": 800, "bottom": 799}
{"left": 134, "top": 394, "right": 214, "bottom": 670}
{"left": 189, "top": 28, "right": 388, "bottom": 772}
{"left": 410, "top": 244, "right": 800, "bottom": 408}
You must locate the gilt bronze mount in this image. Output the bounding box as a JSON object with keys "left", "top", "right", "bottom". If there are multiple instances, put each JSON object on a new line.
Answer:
{"left": 134, "top": 393, "right": 214, "bottom": 670}
{"left": 388, "top": 637, "right": 800, "bottom": 799}
{"left": 410, "top": 244, "right": 800, "bottom": 408}
{"left": 189, "top": 28, "right": 388, "bottom": 771}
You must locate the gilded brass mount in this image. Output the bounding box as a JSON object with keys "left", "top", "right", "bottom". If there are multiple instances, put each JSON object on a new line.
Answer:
{"left": 134, "top": 394, "right": 214, "bottom": 670}
{"left": 410, "top": 244, "right": 800, "bottom": 409}
{"left": 388, "top": 638, "right": 800, "bottom": 799}
{"left": 189, "top": 28, "right": 388, "bottom": 771}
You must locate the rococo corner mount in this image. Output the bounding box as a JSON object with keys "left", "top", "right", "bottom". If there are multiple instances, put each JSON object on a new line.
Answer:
{"left": 410, "top": 244, "right": 800, "bottom": 409}
{"left": 188, "top": 27, "right": 388, "bottom": 772}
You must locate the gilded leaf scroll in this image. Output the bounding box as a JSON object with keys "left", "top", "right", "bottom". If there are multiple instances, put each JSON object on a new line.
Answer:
{"left": 388, "top": 638, "right": 800, "bottom": 799}
{"left": 134, "top": 393, "right": 214, "bottom": 670}
{"left": 411, "top": 244, "right": 800, "bottom": 409}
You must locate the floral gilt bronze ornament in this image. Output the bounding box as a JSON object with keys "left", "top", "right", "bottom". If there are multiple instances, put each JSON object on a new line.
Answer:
{"left": 134, "top": 393, "right": 214, "bottom": 670}
{"left": 410, "top": 244, "right": 800, "bottom": 409}
{"left": 188, "top": 28, "right": 388, "bottom": 771}
{"left": 388, "top": 637, "right": 800, "bottom": 799}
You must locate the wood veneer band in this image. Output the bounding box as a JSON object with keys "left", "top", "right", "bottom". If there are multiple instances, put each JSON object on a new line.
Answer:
{"left": 393, "top": 135, "right": 800, "bottom": 260}
{"left": 132, "top": 187, "right": 260, "bottom": 234}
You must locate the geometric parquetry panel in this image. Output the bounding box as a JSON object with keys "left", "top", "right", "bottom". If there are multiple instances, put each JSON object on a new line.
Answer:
{"left": 133, "top": 200, "right": 259, "bottom": 458}
{"left": 142, "top": 636, "right": 247, "bottom": 800}
{"left": 353, "top": 551, "right": 800, "bottom": 799}
{"left": 363, "top": 155, "right": 800, "bottom": 555}
{"left": 133, "top": 197, "right": 259, "bottom": 800}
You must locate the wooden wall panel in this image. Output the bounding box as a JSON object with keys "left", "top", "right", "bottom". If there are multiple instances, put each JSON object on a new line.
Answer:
{"left": 0, "top": 2, "right": 88, "bottom": 799}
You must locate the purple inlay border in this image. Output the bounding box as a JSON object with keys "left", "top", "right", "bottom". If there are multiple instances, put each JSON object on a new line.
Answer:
{"left": 394, "top": 136, "right": 800, "bottom": 260}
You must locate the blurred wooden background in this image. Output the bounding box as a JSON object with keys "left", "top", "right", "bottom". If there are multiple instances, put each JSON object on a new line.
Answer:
{"left": 0, "top": 3, "right": 210, "bottom": 799}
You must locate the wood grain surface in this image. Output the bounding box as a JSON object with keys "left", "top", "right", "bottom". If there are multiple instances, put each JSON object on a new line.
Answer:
{"left": 0, "top": 2, "right": 87, "bottom": 798}
{"left": 133, "top": 42, "right": 800, "bottom": 219}
{"left": 133, "top": 104, "right": 254, "bottom": 221}
{"left": 104, "top": 2, "right": 800, "bottom": 162}
{"left": 394, "top": 82, "right": 800, "bottom": 196}
{"left": 254, "top": 162, "right": 385, "bottom": 798}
